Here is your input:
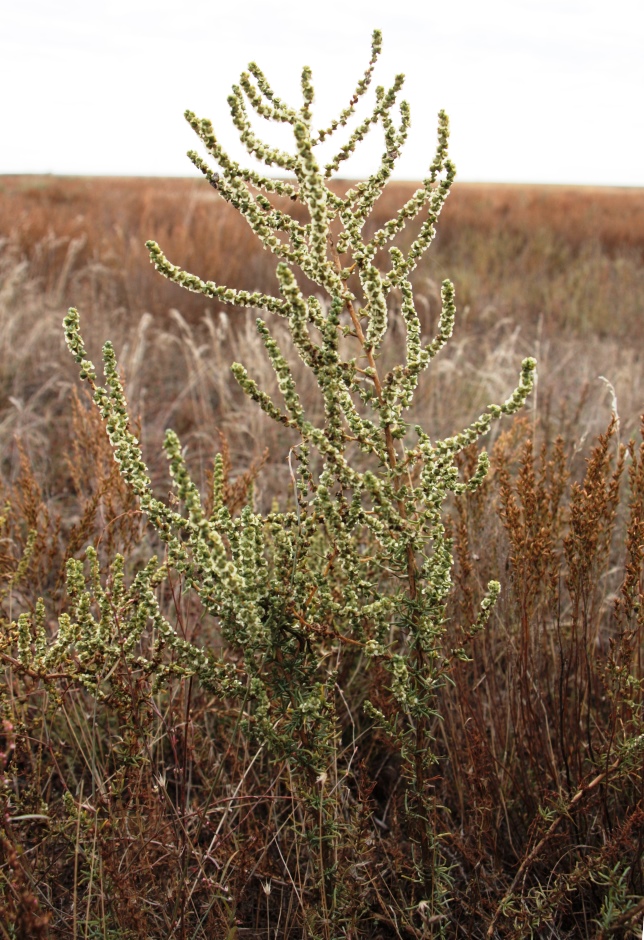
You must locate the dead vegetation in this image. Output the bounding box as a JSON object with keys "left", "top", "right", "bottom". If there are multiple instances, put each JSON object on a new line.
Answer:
{"left": 0, "top": 175, "right": 643, "bottom": 938}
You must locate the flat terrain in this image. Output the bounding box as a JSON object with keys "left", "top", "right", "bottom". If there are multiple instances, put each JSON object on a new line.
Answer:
{"left": 2, "top": 174, "right": 643, "bottom": 465}
{"left": 2, "top": 175, "right": 643, "bottom": 332}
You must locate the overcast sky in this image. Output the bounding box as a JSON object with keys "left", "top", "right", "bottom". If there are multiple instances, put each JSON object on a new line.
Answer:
{"left": 2, "top": 0, "right": 643, "bottom": 185}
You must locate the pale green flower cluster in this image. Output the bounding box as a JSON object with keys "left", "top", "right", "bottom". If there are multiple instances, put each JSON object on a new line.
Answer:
{"left": 13, "top": 547, "right": 242, "bottom": 698}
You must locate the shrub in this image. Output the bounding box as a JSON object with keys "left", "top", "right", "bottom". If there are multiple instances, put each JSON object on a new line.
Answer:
{"left": 60, "top": 28, "right": 534, "bottom": 931}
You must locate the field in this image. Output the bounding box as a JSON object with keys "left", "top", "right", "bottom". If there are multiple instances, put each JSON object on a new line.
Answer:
{"left": 1, "top": 174, "right": 644, "bottom": 938}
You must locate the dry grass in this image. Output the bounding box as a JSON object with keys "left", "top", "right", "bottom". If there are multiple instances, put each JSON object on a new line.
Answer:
{"left": 0, "top": 175, "right": 643, "bottom": 938}
{"left": 2, "top": 176, "right": 644, "bottom": 337}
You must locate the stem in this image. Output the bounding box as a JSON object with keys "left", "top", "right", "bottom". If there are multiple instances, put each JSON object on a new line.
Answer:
{"left": 486, "top": 755, "right": 623, "bottom": 937}
{"left": 332, "top": 242, "right": 433, "bottom": 895}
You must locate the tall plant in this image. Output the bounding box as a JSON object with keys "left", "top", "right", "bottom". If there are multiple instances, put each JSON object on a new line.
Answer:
{"left": 59, "top": 29, "right": 535, "bottom": 930}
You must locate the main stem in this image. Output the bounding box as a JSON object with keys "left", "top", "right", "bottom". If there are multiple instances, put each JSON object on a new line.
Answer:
{"left": 333, "top": 245, "right": 434, "bottom": 897}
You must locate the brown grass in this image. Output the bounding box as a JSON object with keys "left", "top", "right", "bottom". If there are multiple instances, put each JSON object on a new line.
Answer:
{"left": 0, "top": 175, "right": 643, "bottom": 938}
{"left": 2, "top": 176, "right": 644, "bottom": 337}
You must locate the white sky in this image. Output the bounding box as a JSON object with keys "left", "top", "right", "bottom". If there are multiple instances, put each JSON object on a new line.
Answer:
{"left": 2, "top": 0, "right": 643, "bottom": 185}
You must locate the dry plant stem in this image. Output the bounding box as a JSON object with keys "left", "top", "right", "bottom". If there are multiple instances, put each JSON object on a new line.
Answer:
{"left": 591, "top": 895, "right": 644, "bottom": 939}
{"left": 486, "top": 755, "right": 623, "bottom": 936}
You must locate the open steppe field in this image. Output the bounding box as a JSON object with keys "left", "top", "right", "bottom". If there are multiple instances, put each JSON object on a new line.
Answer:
{"left": 2, "top": 176, "right": 644, "bottom": 477}
{"left": 1, "top": 174, "right": 644, "bottom": 938}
